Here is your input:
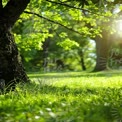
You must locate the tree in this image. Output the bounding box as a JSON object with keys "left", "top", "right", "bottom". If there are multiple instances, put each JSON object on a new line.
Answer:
{"left": 0, "top": 0, "right": 30, "bottom": 92}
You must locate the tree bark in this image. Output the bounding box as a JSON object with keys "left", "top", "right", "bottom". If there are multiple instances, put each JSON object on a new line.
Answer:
{"left": 0, "top": 0, "right": 30, "bottom": 92}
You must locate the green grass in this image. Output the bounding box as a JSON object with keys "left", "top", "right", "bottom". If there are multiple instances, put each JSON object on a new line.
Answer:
{"left": 0, "top": 71, "right": 122, "bottom": 122}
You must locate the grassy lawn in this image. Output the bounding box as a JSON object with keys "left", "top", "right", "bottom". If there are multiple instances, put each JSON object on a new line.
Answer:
{"left": 0, "top": 71, "right": 122, "bottom": 122}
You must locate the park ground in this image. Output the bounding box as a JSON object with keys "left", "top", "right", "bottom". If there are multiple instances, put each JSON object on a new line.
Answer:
{"left": 0, "top": 70, "right": 122, "bottom": 122}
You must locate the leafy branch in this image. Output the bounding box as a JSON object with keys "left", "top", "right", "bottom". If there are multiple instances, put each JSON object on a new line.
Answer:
{"left": 46, "top": 0, "right": 103, "bottom": 15}
{"left": 46, "top": 0, "right": 89, "bottom": 12}
{"left": 24, "top": 11, "right": 83, "bottom": 36}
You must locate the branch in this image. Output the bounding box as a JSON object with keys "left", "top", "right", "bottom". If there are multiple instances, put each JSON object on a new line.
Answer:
{"left": 24, "top": 11, "right": 83, "bottom": 36}
{"left": 2, "top": 0, "right": 30, "bottom": 28}
{"left": 46, "top": 0, "right": 106, "bottom": 16}
{"left": 46, "top": 0, "right": 90, "bottom": 12}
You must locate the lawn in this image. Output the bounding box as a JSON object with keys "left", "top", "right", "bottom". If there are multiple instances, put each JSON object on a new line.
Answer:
{"left": 0, "top": 71, "right": 122, "bottom": 122}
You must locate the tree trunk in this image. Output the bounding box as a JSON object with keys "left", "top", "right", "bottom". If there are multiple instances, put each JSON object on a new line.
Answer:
{"left": 42, "top": 37, "right": 50, "bottom": 71}
{"left": 93, "top": 35, "right": 111, "bottom": 72}
{"left": 42, "top": 29, "right": 52, "bottom": 72}
{"left": 0, "top": 0, "right": 30, "bottom": 92}
{"left": 0, "top": 26, "right": 30, "bottom": 91}
{"left": 79, "top": 50, "right": 86, "bottom": 71}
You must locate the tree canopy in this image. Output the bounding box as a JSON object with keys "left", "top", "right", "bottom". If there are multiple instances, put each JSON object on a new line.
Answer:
{"left": 11, "top": 0, "right": 122, "bottom": 71}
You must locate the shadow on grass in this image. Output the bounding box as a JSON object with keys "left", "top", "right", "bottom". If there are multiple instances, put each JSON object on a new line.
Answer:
{"left": 28, "top": 70, "right": 122, "bottom": 79}
{"left": 25, "top": 82, "right": 122, "bottom": 98}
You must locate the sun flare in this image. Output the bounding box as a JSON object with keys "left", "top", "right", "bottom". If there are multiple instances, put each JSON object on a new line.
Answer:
{"left": 115, "top": 20, "right": 122, "bottom": 32}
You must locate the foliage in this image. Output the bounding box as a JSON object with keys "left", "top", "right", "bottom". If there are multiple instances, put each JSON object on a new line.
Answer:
{"left": 0, "top": 71, "right": 122, "bottom": 122}
{"left": 11, "top": 0, "right": 122, "bottom": 71}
